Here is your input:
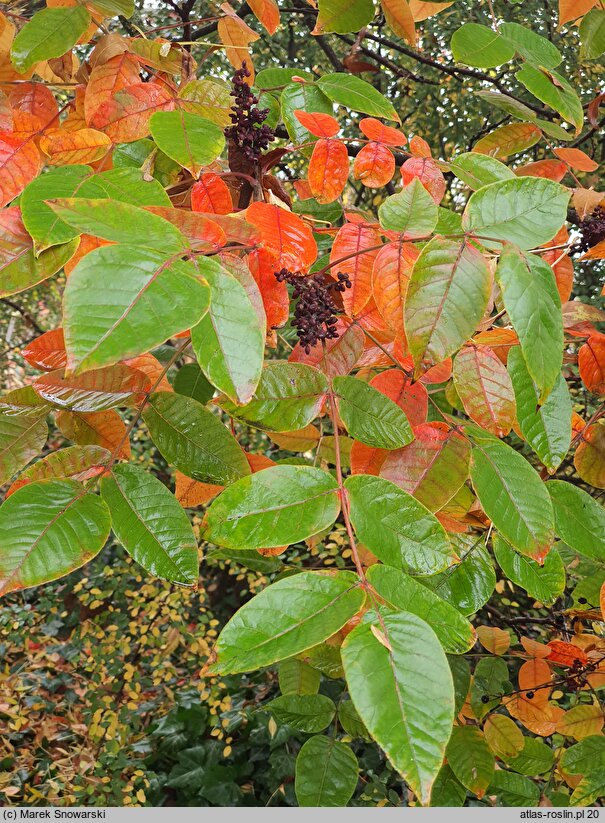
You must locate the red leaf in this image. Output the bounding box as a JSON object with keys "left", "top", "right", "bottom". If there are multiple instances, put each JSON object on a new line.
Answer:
{"left": 248, "top": 247, "right": 289, "bottom": 333}
{"left": 370, "top": 368, "right": 428, "bottom": 426}
{"left": 330, "top": 222, "right": 382, "bottom": 316}
{"left": 56, "top": 409, "right": 131, "bottom": 459}
{"left": 546, "top": 640, "right": 589, "bottom": 668}
{"left": 380, "top": 422, "right": 470, "bottom": 511}
{"left": 453, "top": 345, "right": 516, "bottom": 437}
{"left": 579, "top": 333, "right": 605, "bottom": 395}
{"left": 8, "top": 83, "right": 59, "bottom": 127}
{"left": 409, "top": 135, "right": 432, "bottom": 157}
{"left": 353, "top": 141, "right": 395, "bottom": 188}
{"left": 351, "top": 440, "right": 388, "bottom": 475}
{"left": 294, "top": 110, "right": 340, "bottom": 138}
{"left": 400, "top": 156, "right": 445, "bottom": 203}
{"left": 191, "top": 173, "right": 234, "bottom": 215}
{"left": 84, "top": 52, "right": 141, "bottom": 124}
{"left": 246, "top": 202, "right": 317, "bottom": 270}
{"left": 22, "top": 329, "right": 67, "bottom": 371}
{"left": 308, "top": 138, "right": 349, "bottom": 204}
{"left": 89, "top": 82, "right": 175, "bottom": 143}
{"left": 515, "top": 159, "right": 567, "bottom": 181}
{"left": 34, "top": 365, "right": 151, "bottom": 412}
{"left": 359, "top": 117, "right": 407, "bottom": 146}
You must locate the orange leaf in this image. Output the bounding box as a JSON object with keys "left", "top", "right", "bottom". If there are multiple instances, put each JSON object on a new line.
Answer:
{"left": 453, "top": 345, "right": 516, "bottom": 437}
{"left": 518, "top": 658, "right": 552, "bottom": 698}
{"left": 64, "top": 234, "right": 110, "bottom": 277}
{"left": 34, "top": 365, "right": 150, "bottom": 412}
{"left": 89, "top": 82, "right": 174, "bottom": 143}
{"left": 84, "top": 52, "right": 141, "bottom": 124}
{"left": 56, "top": 409, "right": 131, "bottom": 459}
{"left": 381, "top": 0, "right": 416, "bottom": 44}
{"left": 409, "top": 0, "right": 453, "bottom": 21}
{"left": 575, "top": 420, "right": 605, "bottom": 488}
{"left": 289, "top": 320, "right": 364, "bottom": 378}
{"left": 400, "top": 156, "right": 445, "bottom": 203}
{"left": 39, "top": 127, "right": 112, "bottom": 165}
{"left": 22, "top": 329, "right": 67, "bottom": 371}
{"left": 247, "top": 0, "right": 280, "bottom": 33}
{"left": 353, "top": 141, "right": 395, "bottom": 187}
{"left": 359, "top": 117, "right": 407, "bottom": 146}
{"left": 248, "top": 247, "right": 290, "bottom": 332}
{"left": 191, "top": 173, "right": 234, "bottom": 215}
{"left": 351, "top": 440, "right": 388, "bottom": 475}
{"left": 0, "top": 132, "right": 41, "bottom": 209}
{"left": 246, "top": 202, "right": 317, "bottom": 270}
{"left": 354, "top": 296, "right": 397, "bottom": 344}
{"left": 476, "top": 625, "right": 511, "bottom": 655}
{"left": 581, "top": 238, "right": 605, "bottom": 260}
{"left": 217, "top": 15, "right": 259, "bottom": 81}
{"left": 371, "top": 240, "right": 418, "bottom": 342}
{"left": 521, "top": 636, "right": 552, "bottom": 658}
{"left": 572, "top": 187, "right": 604, "bottom": 219}
{"left": 473, "top": 123, "right": 541, "bottom": 159}
{"left": 8, "top": 83, "right": 59, "bottom": 127}
{"left": 472, "top": 328, "right": 518, "bottom": 365}
{"left": 294, "top": 110, "right": 340, "bottom": 138}
{"left": 380, "top": 422, "right": 470, "bottom": 511}
{"left": 370, "top": 368, "right": 428, "bottom": 426}
{"left": 409, "top": 135, "right": 432, "bottom": 157}
{"left": 515, "top": 159, "right": 567, "bottom": 181}
{"left": 559, "top": 0, "right": 597, "bottom": 26}
{"left": 123, "top": 353, "right": 172, "bottom": 392}
{"left": 330, "top": 222, "right": 382, "bottom": 316}
{"left": 554, "top": 147, "right": 599, "bottom": 172}
{"left": 175, "top": 471, "right": 223, "bottom": 507}
{"left": 267, "top": 424, "right": 321, "bottom": 451}
{"left": 308, "top": 138, "right": 349, "bottom": 204}
{"left": 547, "top": 640, "right": 589, "bottom": 667}
{"left": 579, "top": 333, "right": 605, "bottom": 395}
{"left": 503, "top": 693, "right": 560, "bottom": 736}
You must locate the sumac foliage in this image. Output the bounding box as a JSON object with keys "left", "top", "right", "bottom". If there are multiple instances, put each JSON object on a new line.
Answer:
{"left": 1, "top": 0, "right": 605, "bottom": 808}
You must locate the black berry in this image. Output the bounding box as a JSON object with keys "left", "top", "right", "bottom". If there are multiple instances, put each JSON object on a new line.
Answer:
{"left": 224, "top": 62, "right": 275, "bottom": 164}
{"left": 526, "top": 690, "right": 534, "bottom": 699}
{"left": 575, "top": 206, "right": 605, "bottom": 253}
{"left": 480, "top": 695, "right": 490, "bottom": 704}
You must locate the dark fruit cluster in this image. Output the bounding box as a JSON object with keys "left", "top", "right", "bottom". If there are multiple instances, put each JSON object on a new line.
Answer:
{"left": 575, "top": 205, "right": 605, "bottom": 253}
{"left": 224, "top": 62, "right": 275, "bottom": 163}
{"left": 275, "top": 268, "right": 352, "bottom": 353}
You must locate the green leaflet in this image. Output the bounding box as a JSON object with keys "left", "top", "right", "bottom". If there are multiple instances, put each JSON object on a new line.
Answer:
{"left": 508, "top": 739, "right": 555, "bottom": 775}
{"left": 463, "top": 177, "right": 570, "bottom": 250}
{"left": 377, "top": 179, "right": 438, "bottom": 238}
{"left": 333, "top": 376, "right": 413, "bottom": 449}
{"left": 338, "top": 699, "right": 370, "bottom": 740}
{"left": 430, "top": 765, "right": 467, "bottom": 807}
{"left": 142, "top": 392, "right": 250, "bottom": 485}
{"left": 278, "top": 659, "right": 320, "bottom": 695}
{"left": 580, "top": 9, "right": 605, "bottom": 59}
{"left": 342, "top": 612, "right": 455, "bottom": 805}
{"left": 497, "top": 251, "right": 563, "bottom": 402}
{"left": 448, "top": 152, "right": 514, "bottom": 190}
{"left": 177, "top": 79, "right": 232, "bottom": 126}
{"left": 112, "top": 140, "right": 181, "bottom": 188}
{"left": 210, "top": 570, "right": 364, "bottom": 674}
{"left": 63, "top": 245, "right": 210, "bottom": 373}
{"left": 493, "top": 534, "right": 565, "bottom": 604}
{"left": 76, "top": 168, "right": 171, "bottom": 206}
{"left": 367, "top": 564, "right": 476, "bottom": 653}
{"left": 202, "top": 465, "right": 340, "bottom": 550}
{"left": 508, "top": 346, "right": 571, "bottom": 472}
{"left": 515, "top": 65, "right": 584, "bottom": 132}
{"left": 0, "top": 238, "right": 79, "bottom": 299}
{"left": 451, "top": 23, "right": 516, "bottom": 68}
{"left": 0, "top": 479, "right": 110, "bottom": 596}
{"left": 172, "top": 363, "right": 214, "bottom": 405}
{"left": 314, "top": 0, "right": 375, "bottom": 35}
{"left": 345, "top": 475, "right": 455, "bottom": 574}
{"left": 16, "top": 445, "right": 109, "bottom": 484}
{"left": 404, "top": 237, "right": 492, "bottom": 373}
{"left": 0, "top": 411, "right": 48, "bottom": 485}
{"left": 46, "top": 199, "right": 187, "bottom": 254}
{"left": 265, "top": 694, "right": 336, "bottom": 733}
{"left": 500, "top": 22, "right": 562, "bottom": 68}
{"left": 446, "top": 726, "right": 495, "bottom": 798}
{"left": 449, "top": 655, "right": 471, "bottom": 714}
{"left": 20, "top": 165, "right": 92, "bottom": 253}
{"left": 191, "top": 258, "right": 265, "bottom": 405}
{"left": 547, "top": 480, "right": 605, "bottom": 562}
{"left": 218, "top": 363, "right": 327, "bottom": 432}
{"left": 295, "top": 736, "right": 359, "bottom": 807}
{"left": 560, "top": 736, "right": 605, "bottom": 776}
{"left": 149, "top": 111, "right": 226, "bottom": 177}
{"left": 420, "top": 536, "right": 496, "bottom": 616}
{"left": 256, "top": 68, "right": 315, "bottom": 89}
{"left": 470, "top": 656, "right": 509, "bottom": 719}
{"left": 281, "top": 83, "right": 333, "bottom": 146}
{"left": 100, "top": 463, "right": 198, "bottom": 586}
{"left": 571, "top": 773, "right": 605, "bottom": 807}
{"left": 487, "top": 771, "right": 540, "bottom": 806}
{"left": 316, "top": 74, "right": 399, "bottom": 122}
{"left": 469, "top": 428, "right": 554, "bottom": 560}
{"left": 11, "top": 6, "right": 91, "bottom": 73}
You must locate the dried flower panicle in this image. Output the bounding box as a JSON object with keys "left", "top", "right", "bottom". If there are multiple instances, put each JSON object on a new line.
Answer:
{"left": 575, "top": 205, "right": 605, "bottom": 253}
{"left": 224, "top": 62, "right": 275, "bottom": 163}
{"left": 275, "top": 268, "right": 352, "bottom": 353}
